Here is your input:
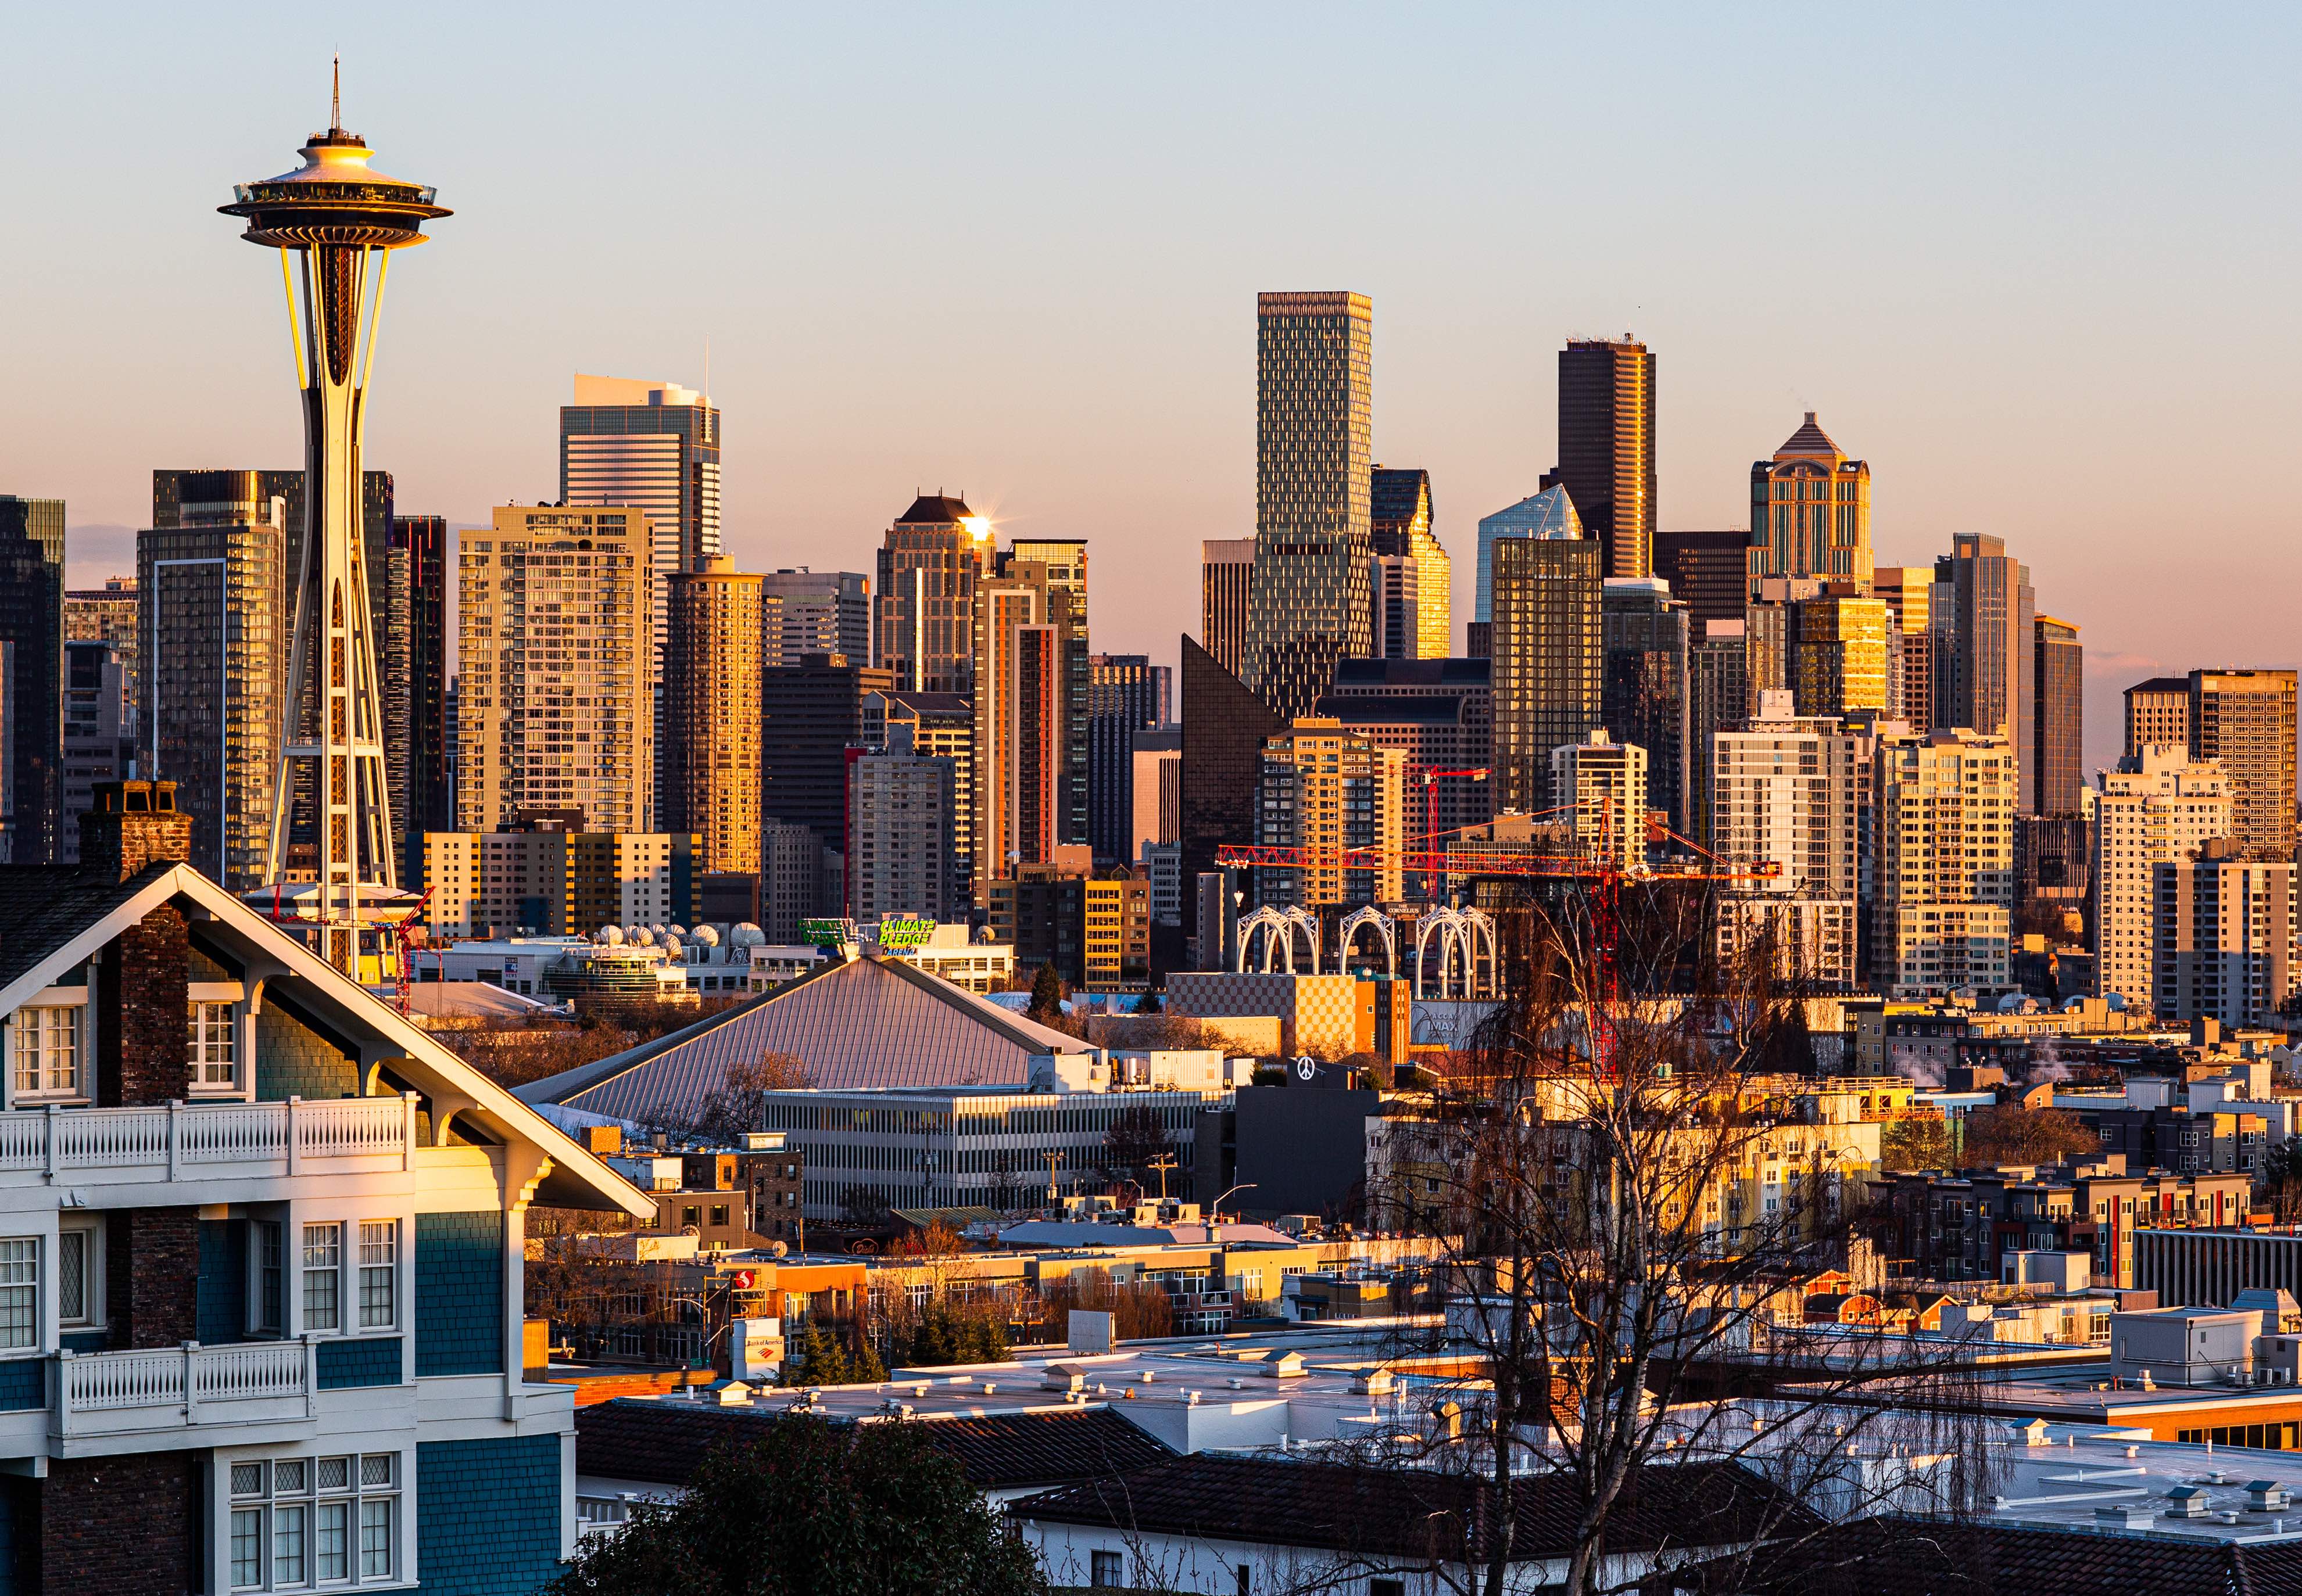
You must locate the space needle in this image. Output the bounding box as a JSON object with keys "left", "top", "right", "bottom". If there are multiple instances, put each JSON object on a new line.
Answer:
{"left": 219, "top": 66, "right": 449, "bottom": 974}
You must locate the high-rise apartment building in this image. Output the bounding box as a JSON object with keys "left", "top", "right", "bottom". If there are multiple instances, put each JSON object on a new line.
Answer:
{"left": 2090, "top": 744, "right": 2231, "bottom": 1015}
{"left": 1552, "top": 729, "right": 1648, "bottom": 872}
{"left": 972, "top": 562, "right": 1075, "bottom": 903}
{"left": 2190, "top": 669, "right": 2298, "bottom": 860}
{"left": 138, "top": 496, "right": 283, "bottom": 888}
{"left": 0, "top": 497, "right": 64, "bottom": 863}
{"left": 455, "top": 505, "right": 655, "bottom": 835}
{"left": 1792, "top": 593, "right": 1889, "bottom": 720}
{"left": 423, "top": 817, "right": 696, "bottom": 937}
{"left": 876, "top": 494, "right": 994, "bottom": 694}
{"left": 1687, "top": 617, "right": 1749, "bottom": 847}
{"left": 63, "top": 575, "right": 138, "bottom": 734}
{"left": 1873, "top": 566, "right": 1933, "bottom": 734}
{"left": 1244, "top": 292, "right": 1374, "bottom": 720}
{"left": 1711, "top": 694, "right": 1866, "bottom": 989}
{"left": 760, "top": 652, "right": 895, "bottom": 863}
{"left": 1369, "top": 467, "right": 1450, "bottom": 659}
{"left": 861, "top": 688, "right": 973, "bottom": 901}
{"left": 1548, "top": 336, "right": 1656, "bottom": 580}
{"left": 759, "top": 568, "right": 870, "bottom": 668}
{"left": 2154, "top": 842, "right": 2300, "bottom": 1028}
{"left": 1745, "top": 413, "right": 1871, "bottom": 591}
{"left": 1200, "top": 539, "right": 1255, "bottom": 679}
{"left": 761, "top": 820, "right": 838, "bottom": 941}
{"left": 1254, "top": 718, "right": 1404, "bottom": 910}
{"left": 1179, "top": 636, "right": 1283, "bottom": 951}
{"left": 59, "top": 639, "right": 131, "bottom": 866}
{"left": 1475, "top": 485, "right": 1581, "bottom": 626}
{"left": 1871, "top": 729, "right": 2017, "bottom": 998}
{"left": 1602, "top": 578, "right": 1689, "bottom": 833}
{"left": 1321, "top": 656, "right": 1495, "bottom": 880}
{"left": 152, "top": 467, "right": 392, "bottom": 658}
{"left": 1491, "top": 533, "right": 1602, "bottom": 815}
{"left": 384, "top": 514, "right": 450, "bottom": 877}
{"left": 2125, "top": 676, "right": 2190, "bottom": 759}
{"left": 663, "top": 557, "right": 764, "bottom": 874}
{"left": 2032, "top": 615, "right": 2085, "bottom": 816}
{"left": 847, "top": 722, "right": 956, "bottom": 923}
{"left": 1087, "top": 654, "right": 1170, "bottom": 863}
{"left": 1932, "top": 533, "right": 2035, "bottom": 808}
{"left": 1652, "top": 529, "right": 1750, "bottom": 630}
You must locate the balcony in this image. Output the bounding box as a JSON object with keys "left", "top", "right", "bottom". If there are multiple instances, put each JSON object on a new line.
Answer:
{"left": 0, "top": 1095, "right": 416, "bottom": 1189}
{"left": 52, "top": 1339, "right": 316, "bottom": 1441}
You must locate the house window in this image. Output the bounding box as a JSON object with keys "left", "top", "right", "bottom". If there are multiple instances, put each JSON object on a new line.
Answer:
{"left": 58, "top": 1222, "right": 101, "bottom": 1329}
{"left": 709, "top": 1206, "right": 730, "bottom": 1229}
{"left": 0, "top": 1240, "right": 33, "bottom": 1350}
{"left": 188, "top": 1001, "right": 237, "bottom": 1091}
{"left": 257, "top": 1222, "right": 283, "bottom": 1335}
{"left": 356, "top": 1222, "right": 396, "bottom": 1330}
{"left": 228, "top": 1453, "right": 399, "bottom": 1590}
{"left": 1090, "top": 1550, "right": 1122, "bottom": 1587}
{"left": 303, "top": 1224, "right": 342, "bottom": 1332}
{"left": 12, "top": 1007, "right": 80, "bottom": 1099}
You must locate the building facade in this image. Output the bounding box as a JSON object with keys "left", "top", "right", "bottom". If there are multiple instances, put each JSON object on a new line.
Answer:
{"left": 847, "top": 724, "right": 956, "bottom": 924}
{"left": 1873, "top": 566, "right": 1933, "bottom": 734}
{"left": 2190, "top": 669, "right": 2298, "bottom": 860}
{"left": 1871, "top": 729, "right": 2017, "bottom": 998}
{"left": 1792, "top": 592, "right": 1889, "bottom": 722}
{"left": 663, "top": 557, "right": 764, "bottom": 875}
{"left": 2032, "top": 615, "right": 2085, "bottom": 817}
{"left": 456, "top": 506, "right": 654, "bottom": 835}
{"left": 2154, "top": 845, "right": 2299, "bottom": 1029}
{"left": 2126, "top": 676, "right": 2191, "bottom": 760}
{"left": 1652, "top": 528, "right": 1749, "bottom": 631}
{"left": 1548, "top": 336, "right": 1655, "bottom": 580}
{"left": 1491, "top": 533, "right": 1602, "bottom": 815}
{"left": 1244, "top": 292, "right": 1374, "bottom": 721}
{"left": 0, "top": 498, "right": 64, "bottom": 865}
{"left": 424, "top": 820, "right": 697, "bottom": 937}
{"left": 1687, "top": 617, "right": 1749, "bottom": 848}
{"left": 560, "top": 374, "right": 721, "bottom": 646}
{"left": 1087, "top": 655, "right": 1169, "bottom": 865}
{"left": 1710, "top": 697, "right": 1866, "bottom": 989}
{"left": 1601, "top": 576, "right": 1689, "bottom": 833}
{"left": 1129, "top": 728, "right": 1182, "bottom": 865}
{"left": 382, "top": 515, "right": 450, "bottom": 884}
{"left": 876, "top": 494, "right": 993, "bottom": 695}
{"left": 59, "top": 640, "right": 131, "bottom": 867}
{"left": 1178, "top": 639, "right": 1283, "bottom": 956}
{"left": 1368, "top": 466, "right": 1450, "bottom": 659}
{"left": 761, "top": 653, "right": 894, "bottom": 869}
{"left": 1198, "top": 539, "right": 1254, "bottom": 681}
{"left": 1745, "top": 413, "right": 1872, "bottom": 591}
{"left": 1473, "top": 485, "right": 1580, "bottom": 628}
{"left": 1253, "top": 719, "right": 1404, "bottom": 911}
{"left": 63, "top": 576, "right": 138, "bottom": 723}
{"left": 1932, "top": 534, "right": 2036, "bottom": 810}
{"left": 2092, "top": 745, "right": 2232, "bottom": 1016}
{"left": 758, "top": 569, "right": 869, "bottom": 669}
{"left": 1552, "top": 730, "right": 1647, "bottom": 871}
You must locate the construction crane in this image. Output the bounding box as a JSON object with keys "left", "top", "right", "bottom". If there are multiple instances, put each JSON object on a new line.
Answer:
{"left": 391, "top": 887, "right": 437, "bottom": 1017}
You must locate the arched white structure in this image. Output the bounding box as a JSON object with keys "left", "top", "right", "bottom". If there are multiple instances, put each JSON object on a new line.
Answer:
{"left": 1412, "top": 906, "right": 1499, "bottom": 999}
{"left": 1237, "top": 905, "right": 1322, "bottom": 974}
{"left": 1337, "top": 906, "right": 1397, "bottom": 977}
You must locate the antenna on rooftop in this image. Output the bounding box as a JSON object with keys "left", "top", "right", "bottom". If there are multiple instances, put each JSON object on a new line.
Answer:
{"left": 331, "top": 55, "right": 341, "bottom": 130}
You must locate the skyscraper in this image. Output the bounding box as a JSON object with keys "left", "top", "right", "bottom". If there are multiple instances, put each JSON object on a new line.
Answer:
{"left": 1254, "top": 719, "right": 1404, "bottom": 910}
{"left": 2091, "top": 745, "right": 2230, "bottom": 1014}
{"left": 1712, "top": 694, "right": 1865, "bottom": 989}
{"left": 1491, "top": 533, "right": 1602, "bottom": 815}
{"left": 152, "top": 467, "right": 392, "bottom": 658}
{"left": 1745, "top": 413, "right": 1872, "bottom": 591}
{"left": 1686, "top": 617, "right": 1749, "bottom": 847}
{"left": 758, "top": 568, "right": 869, "bottom": 668}
{"left": 2155, "top": 842, "right": 2300, "bottom": 1028}
{"left": 1008, "top": 537, "right": 1092, "bottom": 860}
{"left": 862, "top": 688, "right": 974, "bottom": 900}
{"left": 456, "top": 506, "right": 655, "bottom": 834}
{"left": 848, "top": 722, "right": 955, "bottom": 923}
{"left": 1792, "top": 593, "right": 1890, "bottom": 720}
{"left": 1199, "top": 539, "right": 1254, "bottom": 678}
{"left": 664, "top": 557, "right": 764, "bottom": 874}
{"left": 1244, "top": 291, "right": 1374, "bottom": 719}
{"left": 1873, "top": 566, "right": 1934, "bottom": 734}
{"left": 1321, "top": 655, "right": 1495, "bottom": 859}
{"left": 138, "top": 498, "right": 284, "bottom": 889}
{"left": 2124, "top": 676, "right": 2190, "bottom": 759}
{"left": 0, "top": 497, "right": 64, "bottom": 863}
{"left": 59, "top": 639, "right": 131, "bottom": 866}
{"left": 1087, "top": 654, "right": 1170, "bottom": 863}
{"left": 876, "top": 494, "right": 994, "bottom": 694}
{"left": 63, "top": 575, "right": 138, "bottom": 713}
{"left": 760, "top": 652, "right": 894, "bottom": 873}
{"left": 560, "top": 373, "right": 721, "bottom": 580}
{"left": 1932, "top": 533, "right": 2035, "bottom": 809}
{"left": 1179, "top": 635, "right": 1282, "bottom": 954}
{"left": 1602, "top": 577, "right": 1689, "bottom": 833}
{"left": 1548, "top": 336, "right": 1655, "bottom": 580}
{"left": 1369, "top": 467, "right": 1450, "bottom": 659}
{"left": 1474, "top": 485, "right": 1581, "bottom": 626}
{"left": 2190, "top": 669, "right": 2299, "bottom": 859}
{"left": 383, "top": 514, "right": 450, "bottom": 878}
{"left": 1652, "top": 529, "right": 1750, "bottom": 631}
{"left": 1871, "top": 729, "right": 2017, "bottom": 998}
{"left": 1552, "top": 730, "right": 1648, "bottom": 871}
{"left": 972, "top": 557, "right": 1085, "bottom": 903}
{"left": 1129, "top": 727, "right": 1182, "bottom": 863}
{"left": 2032, "top": 615, "right": 2084, "bottom": 816}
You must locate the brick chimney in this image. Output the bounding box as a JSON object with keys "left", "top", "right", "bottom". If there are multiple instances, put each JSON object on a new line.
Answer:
{"left": 78, "top": 780, "right": 192, "bottom": 884}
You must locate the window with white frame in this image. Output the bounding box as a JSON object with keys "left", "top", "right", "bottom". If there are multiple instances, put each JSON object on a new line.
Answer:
{"left": 356, "top": 1222, "right": 395, "bottom": 1329}
{"left": 228, "top": 1452, "right": 400, "bottom": 1590}
{"left": 188, "top": 1000, "right": 236, "bottom": 1091}
{"left": 12, "top": 1006, "right": 80, "bottom": 1099}
{"left": 256, "top": 1221, "right": 283, "bottom": 1336}
{"left": 302, "top": 1224, "right": 341, "bottom": 1332}
{"left": 58, "top": 1221, "right": 101, "bottom": 1330}
{"left": 0, "top": 1240, "right": 32, "bottom": 1350}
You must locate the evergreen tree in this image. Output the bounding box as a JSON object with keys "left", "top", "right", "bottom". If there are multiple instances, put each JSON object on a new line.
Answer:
{"left": 848, "top": 1330, "right": 887, "bottom": 1383}
{"left": 792, "top": 1321, "right": 849, "bottom": 1385}
{"left": 1026, "top": 962, "right": 1063, "bottom": 1021}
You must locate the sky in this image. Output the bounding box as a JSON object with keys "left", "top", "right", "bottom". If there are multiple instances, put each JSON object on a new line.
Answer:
{"left": 5, "top": 3, "right": 2300, "bottom": 776}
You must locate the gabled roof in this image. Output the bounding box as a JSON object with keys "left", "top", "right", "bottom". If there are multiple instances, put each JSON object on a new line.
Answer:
{"left": 575, "top": 1400, "right": 1173, "bottom": 1491}
{"left": 896, "top": 493, "right": 973, "bottom": 525}
{"left": 1010, "top": 1455, "right": 1817, "bottom": 1562}
{"left": 516, "top": 956, "right": 1091, "bottom": 1121}
{"left": 0, "top": 862, "right": 650, "bottom": 1217}
{"left": 1773, "top": 411, "right": 1842, "bottom": 460}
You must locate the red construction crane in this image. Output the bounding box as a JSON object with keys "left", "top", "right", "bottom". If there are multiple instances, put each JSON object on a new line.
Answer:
{"left": 392, "top": 887, "right": 436, "bottom": 1017}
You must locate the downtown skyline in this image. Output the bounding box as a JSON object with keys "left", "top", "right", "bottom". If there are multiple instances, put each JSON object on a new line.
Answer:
{"left": 8, "top": 6, "right": 2302, "bottom": 777}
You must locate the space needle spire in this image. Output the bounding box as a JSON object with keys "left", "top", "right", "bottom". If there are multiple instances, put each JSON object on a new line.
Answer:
{"left": 220, "top": 73, "right": 450, "bottom": 973}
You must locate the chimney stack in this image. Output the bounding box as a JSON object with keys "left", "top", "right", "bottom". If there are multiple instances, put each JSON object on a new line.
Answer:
{"left": 78, "top": 780, "right": 192, "bottom": 884}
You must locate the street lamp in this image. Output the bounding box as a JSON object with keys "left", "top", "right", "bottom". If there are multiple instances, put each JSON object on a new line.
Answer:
{"left": 1211, "top": 1183, "right": 1258, "bottom": 1225}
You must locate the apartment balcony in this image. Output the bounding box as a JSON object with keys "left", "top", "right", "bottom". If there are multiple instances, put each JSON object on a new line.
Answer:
{"left": 51, "top": 1339, "right": 318, "bottom": 1443}
{"left": 0, "top": 1095, "right": 416, "bottom": 1191}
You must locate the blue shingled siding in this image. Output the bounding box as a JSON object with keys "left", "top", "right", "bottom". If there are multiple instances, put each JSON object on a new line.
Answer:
{"left": 197, "top": 1220, "right": 246, "bottom": 1346}
{"left": 59, "top": 1331, "right": 106, "bottom": 1354}
{"left": 415, "top": 1213, "right": 503, "bottom": 1377}
{"left": 256, "top": 1004, "right": 358, "bottom": 1101}
{"left": 0, "top": 1362, "right": 38, "bottom": 1412}
{"left": 416, "top": 1434, "right": 563, "bottom": 1595}
{"left": 316, "top": 1336, "right": 403, "bottom": 1389}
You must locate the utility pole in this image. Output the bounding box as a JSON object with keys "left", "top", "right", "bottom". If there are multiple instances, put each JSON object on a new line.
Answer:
{"left": 1043, "top": 1149, "right": 1065, "bottom": 1207}
{"left": 1147, "top": 1154, "right": 1178, "bottom": 1202}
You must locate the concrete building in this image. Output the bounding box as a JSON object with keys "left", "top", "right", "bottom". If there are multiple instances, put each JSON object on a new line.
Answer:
{"left": 423, "top": 817, "right": 697, "bottom": 937}
{"left": 760, "top": 820, "right": 839, "bottom": 942}
{"left": 560, "top": 375, "right": 720, "bottom": 679}
{"left": 2190, "top": 669, "right": 2299, "bottom": 860}
{"left": 2032, "top": 615, "right": 2085, "bottom": 817}
{"left": 1745, "top": 413, "right": 1872, "bottom": 591}
{"left": 1088, "top": 654, "right": 1169, "bottom": 864}
{"left": 456, "top": 505, "right": 654, "bottom": 835}
{"left": 663, "top": 557, "right": 762, "bottom": 876}
{"left": 1872, "top": 728, "right": 2017, "bottom": 999}
{"left": 1687, "top": 616, "right": 1749, "bottom": 847}
{"left": 2091, "top": 745, "right": 2231, "bottom": 1015}
{"left": 1198, "top": 538, "right": 1254, "bottom": 681}
{"left": 383, "top": 515, "right": 450, "bottom": 880}
{"left": 1244, "top": 292, "right": 1374, "bottom": 720}
{"left": 1368, "top": 466, "right": 1450, "bottom": 659}
{"left": 988, "top": 856, "right": 1151, "bottom": 989}
{"left": 59, "top": 640, "right": 131, "bottom": 867}
{"left": 1547, "top": 335, "right": 1655, "bottom": 579}
{"left": 1932, "top": 533, "right": 2036, "bottom": 810}
{"left": 1318, "top": 657, "right": 1492, "bottom": 896}
{"left": 1710, "top": 694, "right": 1864, "bottom": 989}
{"left": 1254, "top": 719, "right": 1404, "bottom": 911}
{"left": 1552, "top": 729, "right": 1648, "bottom": 873}
{"left": 861, "top": 688, "right": 973, "bottom": 902}
{"left": 2125, "top": 675, "right": 2191, "bottom": 760}
{"left": 1602, "top": 576, "right": 1689, "bottom": 832}
{"left": 875, "top": 494, "right": 995, "bottom": 695}
{"left": 2155, "top": 843, "right": 2299, "bottom": 1028}
{"left": 972, "top": 560, "right": 1084, "bottom": 904}
{"left": 1491, "top": 528, "right": 1602, "bottom": 815}
{"left": 757, "top": 568, "right": 869, "bottom": 668}
{"left": 1130, "top": 727, "right": 1182, "bottom": 864}
{"left": 846, "top": 723, "right": 956, "bottom": 924}
{"left": 62, "top": 575, "right": 138, "bottom": 725}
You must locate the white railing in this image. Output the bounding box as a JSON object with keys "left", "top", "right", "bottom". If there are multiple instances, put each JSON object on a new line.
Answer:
{"left": 0, "top": 1095, "right": 415, "bottom": 1180}
{"left": 54, "top": 1339, "right": 315, "bottom": 1436}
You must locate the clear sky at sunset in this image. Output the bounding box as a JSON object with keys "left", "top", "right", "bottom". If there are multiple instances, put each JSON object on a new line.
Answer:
{"left": 5, "top": 3, "right": 2299, "bottom": 772}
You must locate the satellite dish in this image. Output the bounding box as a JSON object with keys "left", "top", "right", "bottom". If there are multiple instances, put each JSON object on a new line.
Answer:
{"left": 1294, "top": 1056, "right": 1319, "bottom": 1083}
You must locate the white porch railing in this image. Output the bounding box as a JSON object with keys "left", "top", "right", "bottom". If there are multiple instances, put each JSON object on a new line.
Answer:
{"left": 0, "top": 1094, "right": 416, "bottom": 1182}
{"left": 53, "top": 1338, "right": 316, "bottom": 1437}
